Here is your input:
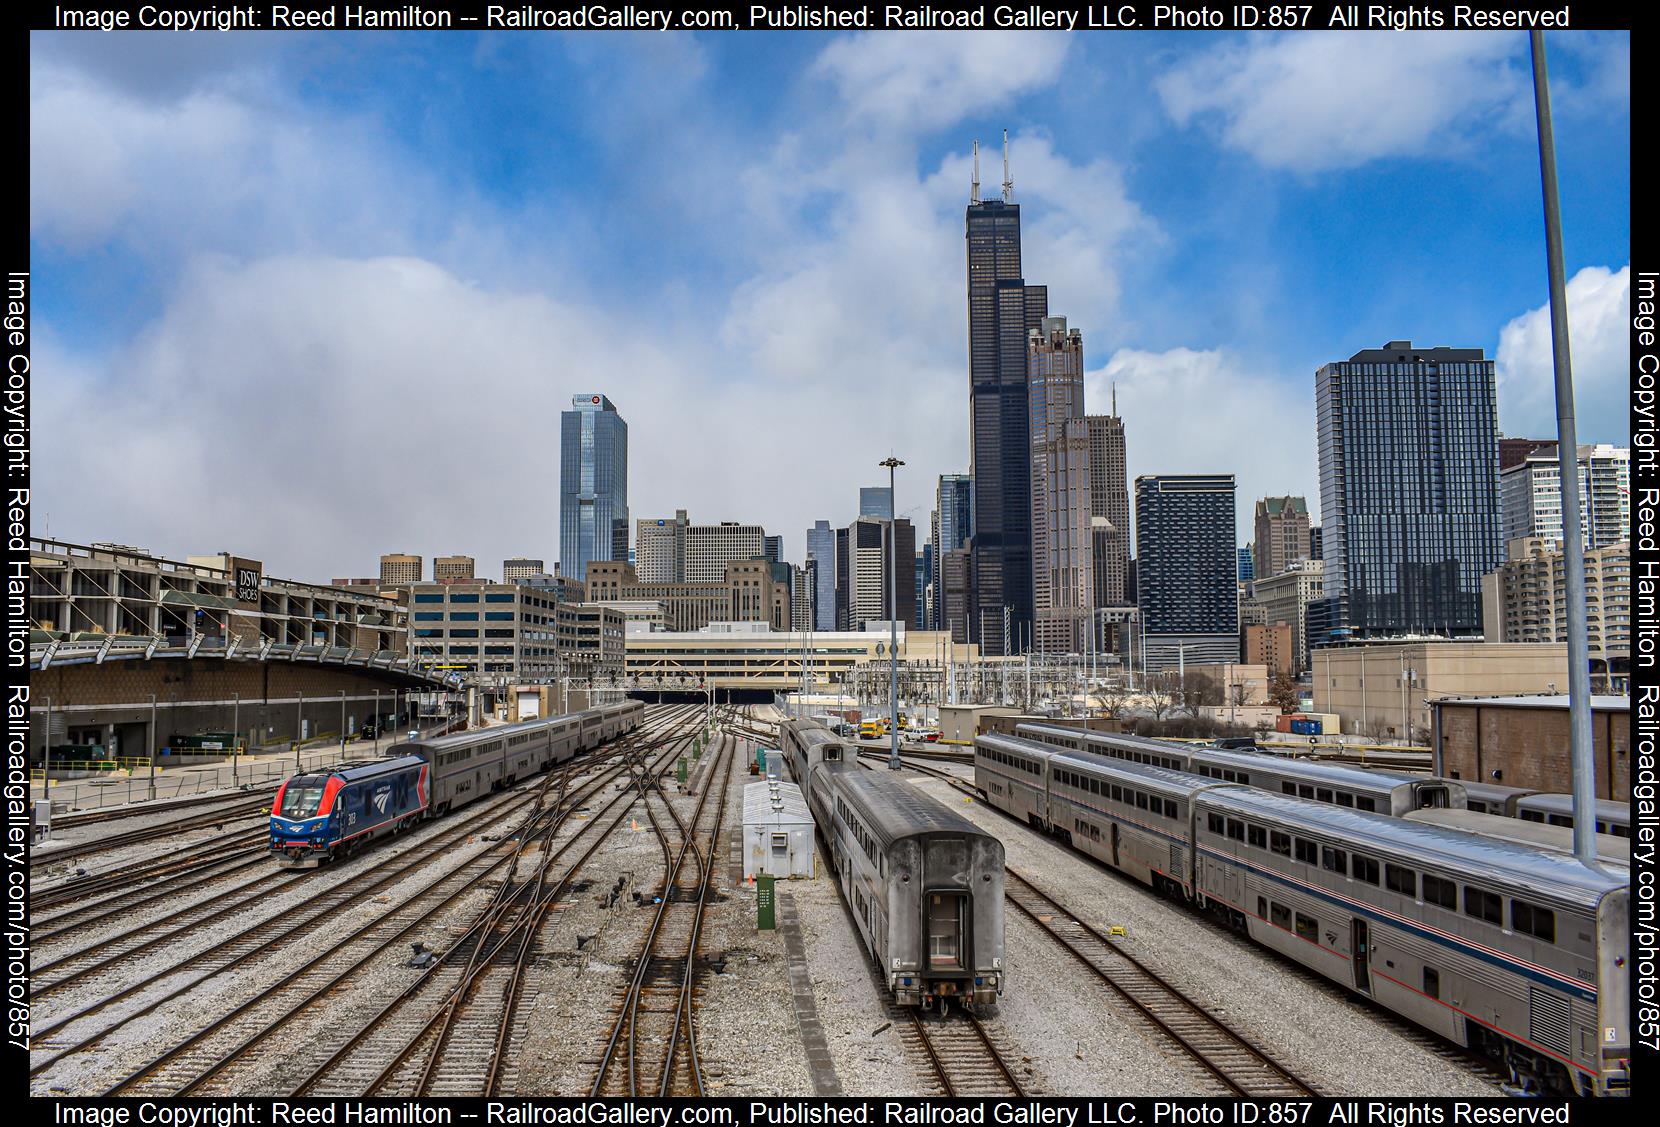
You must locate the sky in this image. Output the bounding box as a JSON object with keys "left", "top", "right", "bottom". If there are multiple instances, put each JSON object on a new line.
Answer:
{"left": 30, "top": 30, "right": 1632, "bottom": 583}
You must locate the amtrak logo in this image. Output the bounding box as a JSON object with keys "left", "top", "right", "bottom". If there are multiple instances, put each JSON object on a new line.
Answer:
{"left": 373, "top": 787, "right": 391, "bottom": 815}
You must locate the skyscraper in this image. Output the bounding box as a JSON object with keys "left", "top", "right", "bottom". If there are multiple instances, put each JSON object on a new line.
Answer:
{"left": 859, "top": 487, "right": 893, "bottom": 521}
{"left": 933, "top": 474, "right": 973, "bottom": 633}
{"left": 379, "top": 553, "right": 422, "bottom": 585}
{"left": 1028, "top": 316, "right": 1092, "bottom": 654}
{"left": 503, "top": 558, "right": 544, "bottom": 582}
{"left": 1315, "top": 341, "right": 1500, "bottom": 641}
{"left": 966, "top": 135, "right": 1046, "bottom": 655}
{"left": 1135, "top": 474, "right": 1239, "bottom": 670}
{"left": 806, "top": 520, "right": 836, "bottom": 632}
{"left": 686, "top": 522, "right": 767, "bottom": 583}
{"left": 1253, "top": 495, "right": 1311, "bottom": 579}
{"left": 764, "top": 535, "right": 784, "bottom": 564}
{"left": 1237, "top": 546, "right": 1254, "bottom": 583}
{"left": 1085, "top": 412, "right": 1130, "bottom": 606}
{"left": 835, "top": 517, "right": 915, "bottom": 630}
{"left": 560, "top": 394, "right": 629, "bottom": 585}
{"left": 635, "top": 510, "right": 688, "bottom": 583}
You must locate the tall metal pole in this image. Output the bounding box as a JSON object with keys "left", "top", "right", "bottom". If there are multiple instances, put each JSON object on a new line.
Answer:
{"left": 1530, "top": 31, "right": 1598, "bottom": 866}
{"left": 149, "top": 693, "right": 158, "bottom": 800}
{"left": 295, "top": 690, "right": 304, "bottom": 774}
{"left": 232, "top": 691, "right": 239, "bottom": 786}
{"left": 43, "top": 696, "right": 51, "bottom": 795}
{"left": 881, "top": 455, "right": 905, "bottom": 769}
{"left": 340, "top": 689, "right": 347, "bottom": 757}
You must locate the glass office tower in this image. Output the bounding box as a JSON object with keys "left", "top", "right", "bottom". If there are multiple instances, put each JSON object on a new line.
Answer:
{"left": 559, "top": 394, "right": 629, "bottom": 586}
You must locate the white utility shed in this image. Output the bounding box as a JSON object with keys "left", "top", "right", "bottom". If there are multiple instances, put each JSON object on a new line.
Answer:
{"left": 742, "top": 780, "right": 816, "bottom": 881}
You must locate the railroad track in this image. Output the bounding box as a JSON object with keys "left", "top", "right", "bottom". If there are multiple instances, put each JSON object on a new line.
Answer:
{"left": 31, "top": 824, "right": 268, "bottom": 912}
{"left": 32, "top": 796, "right": 272, "bottom": 868}
{"left": 32, "top": 851, "right": 282, "bottom": 946}
{"left": 53, "top": 789, "right": 277, "bottom": 830}
{"left": 274, "top": 707, "right": 708, "bottom": 1097}
{"left": 903, "top": 1011, "right": 1027, "bottom": 1097}
{"left": 590, "top": 732, "right": 736, "bottom": 1097}
{"left": 1004, "top": 869, "right": 1318, "bottom": 1097}
{"left": 80, "top": 705, "right": 704, "bottom": 1098}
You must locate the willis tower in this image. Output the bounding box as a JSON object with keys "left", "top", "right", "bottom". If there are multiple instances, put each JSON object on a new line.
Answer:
{"left": 966, "top": 132, "right": 1045, "bottom": 655}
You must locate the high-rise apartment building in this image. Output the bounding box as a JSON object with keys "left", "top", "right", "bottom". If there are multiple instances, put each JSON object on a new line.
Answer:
{"left": 859, "top": 487, "right": 893, "bottom": 521}
{"left": 1253, "top": 496, "right": 1312, "bottom": 580}
{"left": 806, "top": 520, "right": 836, "bottom": 632}
{"left": 1482, "top": 536, "right": 1630, "bottom": 691}
{"left": 1028, "top": 316, "right": 1093, "bottom": 654}
{"left": 379, "top": 553, "right": 422, "bottom": 585}
{"left": 686, "top": 522, "right": 768, "bottom": 584}
{"left": 1135, "top": 474, "right": 1239, "bottom": 670}
{"left": 433, "top": 555, "right": 476, "bottom": 582}
{"left": 560, "top": 394, "right": 629, "bottom": 585}
{"left": 1085, "top": 412, "right": 1130, "bottom": 606}
{"left": 966, "top": 145, "right": 1046, "bottom": 655}
{"left": 1315, "top": 342, "right": 1500, "bottom": 641}
{"left": 635, "top": 510, "right": 688, "bottom": 584}
{"left": 503, "top": 558, "right": 544, "bottom": 582}
{"left": 1499, "top": 443, "right": 1631, "bottom": 555}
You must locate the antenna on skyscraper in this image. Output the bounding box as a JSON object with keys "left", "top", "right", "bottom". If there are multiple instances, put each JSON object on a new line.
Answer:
{"left": 1002, "top": 128, "right": 1013, "bottom": 202}
{"left": 1111, "top": 382, "right": 1117, "bottom": 416}
{"left": 971, "top": 139, "right": 981, "bottom": 204}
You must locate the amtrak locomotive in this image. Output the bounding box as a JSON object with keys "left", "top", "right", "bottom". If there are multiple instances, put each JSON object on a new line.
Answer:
{"left": 270, "top": 701, "right": 643, "bottom": 867}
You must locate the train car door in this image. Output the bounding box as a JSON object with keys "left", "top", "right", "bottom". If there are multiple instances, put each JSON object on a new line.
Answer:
{"left": 1413, "top": 783, "right": 1452, "bottom": 809}
{"left": 1110, "top": 822, "right": 1120, "bottom": 867}
{"left": 1352, "top": 919, "right": 1372, "bottom": 994}
{"left": 925, "top": 891, "right": 968, "bottom": 973}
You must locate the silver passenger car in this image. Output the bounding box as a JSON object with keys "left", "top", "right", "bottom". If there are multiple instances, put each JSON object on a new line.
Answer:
{"left": 811, "top": 761, "right": 1005, "bottom": 1009}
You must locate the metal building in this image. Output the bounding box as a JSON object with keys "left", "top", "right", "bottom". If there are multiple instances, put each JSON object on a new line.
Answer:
{"left": 742, "top": 779, "right": 815, "bottom": 881}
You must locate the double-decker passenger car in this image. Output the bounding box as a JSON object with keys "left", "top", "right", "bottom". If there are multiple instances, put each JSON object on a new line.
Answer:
{"left": 973, "top": 732, "right": 1630, "bottom": 1096}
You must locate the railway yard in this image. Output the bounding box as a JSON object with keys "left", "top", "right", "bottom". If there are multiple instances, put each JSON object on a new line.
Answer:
{"left": 29, "top": 703, "right": 1518, "bottom": 1097}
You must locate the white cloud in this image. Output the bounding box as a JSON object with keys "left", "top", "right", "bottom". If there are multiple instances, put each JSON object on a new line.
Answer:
{"left": 1496, "top": 264, "right": 1631, "bottom": 445}
{"left": 812, "top": 31, "right": 1071, "bottom": 131}
{"left": 1088, "top": 347, "right": 1317, "bottom": 532}
{"left": 28, "top": 35, "right": 1161, "bottom": 581}
{"left": 1158, "top": 32, "right": 1527, "bottom": 171}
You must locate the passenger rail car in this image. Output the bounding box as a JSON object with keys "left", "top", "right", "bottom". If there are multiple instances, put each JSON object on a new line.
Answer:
{"left": 810, "top": 761, "right": 1004, "bottom": 1010}
{"left": 1014, "top": 723, "right": 1466, "bottom": 815}
{"left": 779, "top": 716, "right": 848, "bottom": 797}
{"left": 270, "top": 755, "right": 428, "bottom": 867}
{"left": 1514, "top": 793, "right": 1630, "bottom": 839}
{"left": 270, "top": 700, "right": 643, "bottom": 866}
{"left": 973, "top": 733, "right": 1629, "bottom": 1097}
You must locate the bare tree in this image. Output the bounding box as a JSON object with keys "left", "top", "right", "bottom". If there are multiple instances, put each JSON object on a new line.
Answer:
{"left": 1144, "top": 670, "right": 1181, "bottom": 722}
{"left": 1099, "top": 678, "right": 1132, "bottom": 720}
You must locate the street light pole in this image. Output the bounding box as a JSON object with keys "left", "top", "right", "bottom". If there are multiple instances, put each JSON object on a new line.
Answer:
{"left": 1531, "top": 31, "right": 1599, "bottom": 868}
{"left": 149, "top": 693, "right": 158, "bottom": 801}
{"left": 881, "top": 455, "right": 905, "bottom": 770}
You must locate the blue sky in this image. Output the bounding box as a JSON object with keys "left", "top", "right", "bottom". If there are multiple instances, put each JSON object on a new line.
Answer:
{"left": 31, "top": 30, "right": 1631, "bottom": 581}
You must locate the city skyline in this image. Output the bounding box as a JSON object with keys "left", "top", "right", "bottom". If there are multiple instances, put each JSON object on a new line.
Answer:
{"left": 31, "top": 32, "right": 1631, "bottom": 583}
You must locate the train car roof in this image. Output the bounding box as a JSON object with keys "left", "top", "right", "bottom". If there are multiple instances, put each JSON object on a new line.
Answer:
{"left": 978, "top": 732, "right": 1221, "bottom": 798}
{"left": 399, "top": 713, "right": 582, "bottom": 752}
{"left": 1513, "top": 792, "right": 1629, "bottom": 822}
{"left": 823, "top": 765, "right": 999, "bottom": 849}
{"left": 1015, "top": 722, "right": 1192, "bottom": 759}
{"left": 783, "top": 718, "right": 843, "bottom": 746}
{"left": 1459, "top": 781, "right": 1538, "bottom": 803}
{"left": 288, "top": 755, "right": 424, "bottom": 785}
{"left": 1199, "top": 785, "right": 1627, "bottom": 906}
{"left": 1403, "top": 808, "right": 1629, "bottom": 868}
{"left": 1186, "top": 747, "right": 1445, "bottom": 794}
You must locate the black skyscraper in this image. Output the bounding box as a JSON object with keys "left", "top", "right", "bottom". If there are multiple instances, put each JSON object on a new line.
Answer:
{"left": 966, "top": 142, "right": 1045, "bottom": 656}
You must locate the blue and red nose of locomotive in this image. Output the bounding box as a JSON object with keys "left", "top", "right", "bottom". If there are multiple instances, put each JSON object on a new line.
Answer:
{"left": 270, "top": 811, "right": 333, "bottom": 850}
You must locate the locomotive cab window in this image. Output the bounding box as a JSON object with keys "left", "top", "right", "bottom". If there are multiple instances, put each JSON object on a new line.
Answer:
{"left": 927, "top": 893, "right": 967, "bottom": 970}
{"left": 279, "top": 784, "right": 327, "bottom": 819}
